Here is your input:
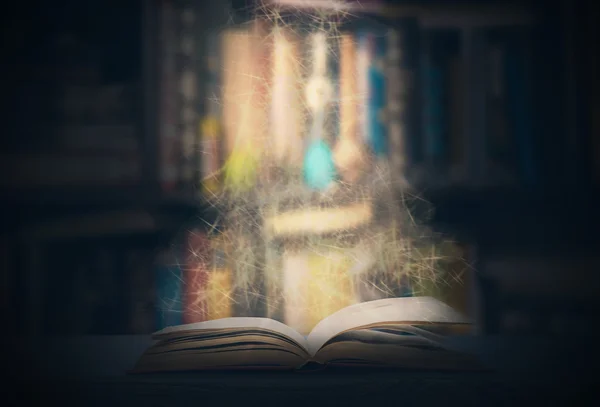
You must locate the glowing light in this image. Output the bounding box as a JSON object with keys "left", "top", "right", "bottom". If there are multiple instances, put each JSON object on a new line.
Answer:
{"left": 264, "top": 201, "right": 373, "bottom": 236}
{"left": 160, "top": 0, "right": 469, "bottom": 328}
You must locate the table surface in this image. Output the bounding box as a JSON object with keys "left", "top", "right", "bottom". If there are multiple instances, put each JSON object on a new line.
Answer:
{"left": 8, "top": 335, "right": 599, "bottom": 406}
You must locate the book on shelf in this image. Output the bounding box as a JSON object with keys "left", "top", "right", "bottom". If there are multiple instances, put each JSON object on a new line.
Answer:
{"left": 158, "top": 0, "right": 180, "bottom": 192}
{"left": 131, "top": 296, "right": 481, "bottom": 373}
{"left": 177, "top": 0, "right": 200, "bottom": 188}
{"left": 199, "top": 32, "right": 222, "bottom": 196}
{"left": 155, "top": 248, "right": 184, "bottom": 330}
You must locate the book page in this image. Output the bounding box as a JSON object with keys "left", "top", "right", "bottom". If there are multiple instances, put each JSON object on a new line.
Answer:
{"left": 306, "top": 297, "right": 470, "bottom": 356}
{"left": 153, "top": 317, "right": 309, "bottom": 352}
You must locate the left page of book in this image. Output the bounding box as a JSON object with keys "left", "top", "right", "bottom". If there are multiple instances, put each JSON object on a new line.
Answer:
{"left": 153, "top": 316, "right": 309, "bottom": 352}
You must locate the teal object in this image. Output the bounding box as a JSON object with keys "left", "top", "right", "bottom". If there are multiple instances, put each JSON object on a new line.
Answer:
{"left": 303, "top": 139, "right": 336, "bottom": 190}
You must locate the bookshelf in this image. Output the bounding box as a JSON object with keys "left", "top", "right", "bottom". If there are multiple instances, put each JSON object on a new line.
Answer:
{"left": 4, "top": 0, "right": 598, "bottom": 336}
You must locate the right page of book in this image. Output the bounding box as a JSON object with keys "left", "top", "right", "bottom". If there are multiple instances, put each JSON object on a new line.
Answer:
{"left": 305, "top": 296, "right": 470, "bottom": 356}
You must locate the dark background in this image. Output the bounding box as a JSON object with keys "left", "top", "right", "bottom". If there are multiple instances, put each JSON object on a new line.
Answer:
{"left": 1, "top": 0, "right": 599, "bottom": 339}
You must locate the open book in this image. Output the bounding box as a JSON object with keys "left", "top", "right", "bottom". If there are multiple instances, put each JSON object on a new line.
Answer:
{"left": 131, "top": 297, "right": 482, "bottom": 372}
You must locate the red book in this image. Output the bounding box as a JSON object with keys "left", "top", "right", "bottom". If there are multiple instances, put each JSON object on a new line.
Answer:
{"left": 182, "top": 229, "right": 211, "bottom": 323}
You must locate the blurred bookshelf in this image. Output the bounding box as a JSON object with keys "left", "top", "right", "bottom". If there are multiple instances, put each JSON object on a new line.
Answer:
{"left": 2, "top": 0, "right": 598, "bottom": 335}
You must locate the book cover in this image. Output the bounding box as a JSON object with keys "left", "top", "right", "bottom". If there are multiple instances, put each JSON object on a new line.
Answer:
{"left": 251, "top": 17, "right": 274, "bottom": 182}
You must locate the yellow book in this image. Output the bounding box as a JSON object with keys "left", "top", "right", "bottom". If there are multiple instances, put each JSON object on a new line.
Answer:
{"left": 200, "top": 117, "right": 221, "bottom": 195}
{"left": 206, "top": 269, "right": 233, "bottom": 321}
{"left": 206, "top": 235, "right": 234, "bottom": 320}
{"left": 305, "top": 251, "right": 356, "bottom": 332}
{"left": 221, "top": 28, "right": 259, "bottom": 191}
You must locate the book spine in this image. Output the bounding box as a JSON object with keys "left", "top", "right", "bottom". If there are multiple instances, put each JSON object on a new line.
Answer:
{"left": 158, "top": 0, "right": 180, "bottom": 191}
{"left": 155, "top": 248, "right": 183, "bottom": 329}
{"left": 182, "top": 229, "right": 210, "bottom": 323}
{"left": 271, "top": 27, "right": 304, "bottom": 168}
{"left": 338, "top": 33, "right": 358, "bottom": 146}
{"left": 356, "top": 31, "right": 371, "bottom": 149}
{"left": 252, "top": 18, "right": 274, "bottom": 184}
{"left": 199, "top": 32, "right": 222, "bottom": 196}
{"left": 302, "top": 31, "right": 337, "bottom": 190}
{"left": 367, "top": 32, "right": 387, "bottom": 158}
{"left": 206, "top": 238, "right": 234, "bottom": 320}
{"left": 177, "top": 1, "right": 199, "bottom": 189}
{"left": 221, "top": 28, "right": 258, "bottom": 191}
{"left": 328, "top": 31, "right": 340, "bottom": 149}
{"left": 385, "top": 28, "right": 407, "bottom": 187}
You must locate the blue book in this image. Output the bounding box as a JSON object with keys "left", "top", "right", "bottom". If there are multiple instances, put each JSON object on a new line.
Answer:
{"left": 368, "top": 32, "right": 388, "bottom": 157}
{"left": 155, "top": 250, "right": 183, "bottom": 329}
{"left": 356, "top": 30, "right": 388, "bottom": 157}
